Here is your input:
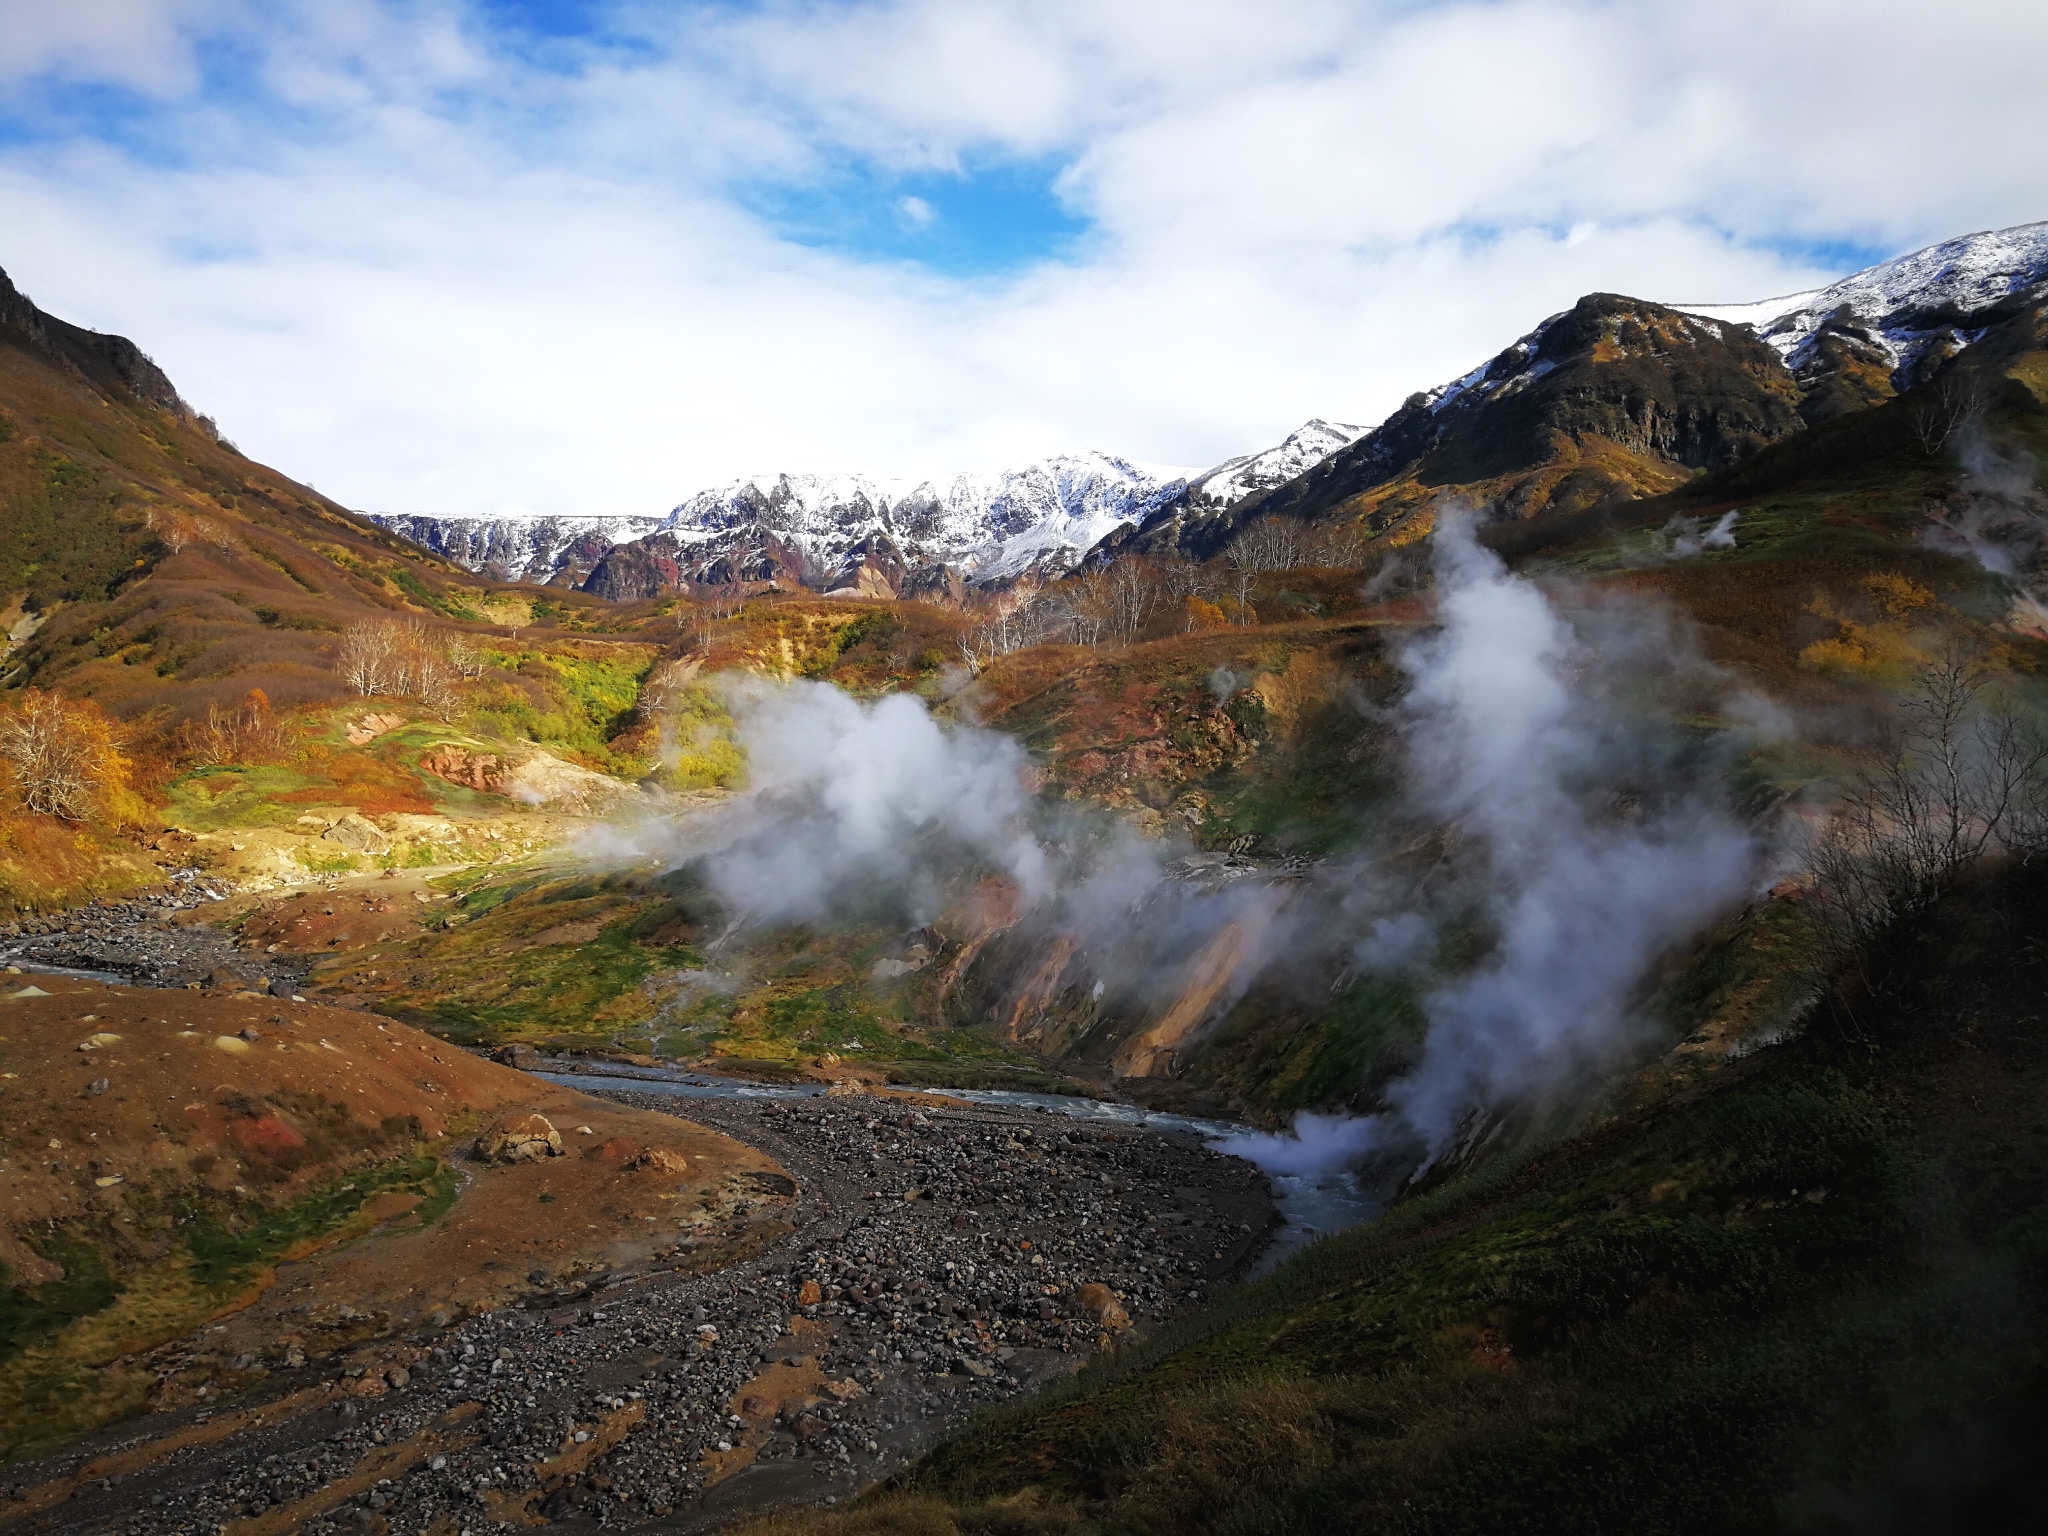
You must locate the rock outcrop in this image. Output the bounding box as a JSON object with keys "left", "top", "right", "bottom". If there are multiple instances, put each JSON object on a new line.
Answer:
{"left": 475, "top": 1113, "right": 564, "bottom": 1163}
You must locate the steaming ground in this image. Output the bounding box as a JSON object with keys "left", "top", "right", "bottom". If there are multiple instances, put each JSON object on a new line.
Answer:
{"left": 597, "top": 513, "right": 1770, "bottom": 1191}
{"left": 1224, "top": 516, "right": 1762, "bottom": 1174}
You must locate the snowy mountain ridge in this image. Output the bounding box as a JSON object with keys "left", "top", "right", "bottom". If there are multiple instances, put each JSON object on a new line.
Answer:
{"left": 370, "top": 510, "right": 666, "bottom": 586}
{"left": 1363, "top": 220, "right": 2048, "bottom": 448}
{"left": 1186, "top": 419, "right": 1364, "bottom": 508}
{"left": 651, "top": 450, "right": 1199, "bottom": 582}
{"left": 370, "top": 426, "right": 1355, "bottom": 591}
{"left": 1674, "top": 219, "right": 2048, "bottom": 381}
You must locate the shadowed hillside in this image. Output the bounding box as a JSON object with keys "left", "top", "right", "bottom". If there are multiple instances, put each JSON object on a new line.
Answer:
{"left": 0, "top": 263, "right": 632, "bottom": 721}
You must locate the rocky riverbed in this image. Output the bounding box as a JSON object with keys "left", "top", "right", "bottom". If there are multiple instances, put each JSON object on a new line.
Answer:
{"left": 2, "top": 1083, "right": 1274, "bottom": 1534}
{"left": 0, "top": 877, "right": 303, "bottom": 994}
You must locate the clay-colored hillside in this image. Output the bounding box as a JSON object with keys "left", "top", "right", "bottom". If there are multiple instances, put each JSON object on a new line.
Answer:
{"left": 0, "top": 970, "right": 789, "bottom": 1458}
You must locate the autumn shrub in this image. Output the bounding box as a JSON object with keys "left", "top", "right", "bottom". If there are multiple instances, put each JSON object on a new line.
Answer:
{"left": 0, "top": 689, "right": 143, "bottom": 823}
{"left": 178, "top": 687, "right": 300, "bottom": 767}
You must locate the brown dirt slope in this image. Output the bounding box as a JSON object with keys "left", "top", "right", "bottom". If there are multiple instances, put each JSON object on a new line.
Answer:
{"left": 0, "top": 973, "right": 788, "bottom": 1456}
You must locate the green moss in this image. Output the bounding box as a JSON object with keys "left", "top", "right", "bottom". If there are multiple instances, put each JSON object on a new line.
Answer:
{"left": 0, "top": 1237, "right": 119, "bottom": 1367}
{"left": 174, "top": 1151, "right": 446, "bottom": 1292}
{"left": 162, "top": 765, "right": 329, "bottom": 830}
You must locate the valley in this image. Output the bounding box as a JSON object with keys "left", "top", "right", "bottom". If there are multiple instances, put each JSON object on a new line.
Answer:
{"left": 1, "top": 213, "right": 2046, "bottom": 1535}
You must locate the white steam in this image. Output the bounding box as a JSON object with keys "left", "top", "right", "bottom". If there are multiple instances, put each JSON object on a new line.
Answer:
{"left": 601, "top": 514, "right": 1763, "bottom": 1191}
{"left": 1225, "top": 512, "right": 1758, "bottom": 1173}
{"left": 1390, "top": 516, "right": 1756, "bottom": 1149}
{"left": 1924, "top": 432, "right": 2048, "bottom": 587}
{"left": 643, "top": 676, "right": 1054, "bottom": 927}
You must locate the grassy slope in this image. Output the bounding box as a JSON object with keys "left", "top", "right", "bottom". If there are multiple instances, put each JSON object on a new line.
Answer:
{"left": 0, "top": 281, "right": 678, "bottom": 911}
{"left": 741, "top": 859, "right": 2048, "bottom": 1536}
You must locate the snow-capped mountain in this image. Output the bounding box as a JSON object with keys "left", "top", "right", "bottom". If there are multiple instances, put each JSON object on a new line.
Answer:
{"left": 369, "top": 419, "right": 1368, "bottom": 595}
{"left": 652, "top": 451, "right": 1198, "bottom": 583}
{"left": 1185, "top": 419, "right": 1364, "bottom": 507}
{"left": 368, "top": 511, "right": 665, "bottom": 586}
{"left": 1675, "top": 220, "right": 2048, "bottom": 385}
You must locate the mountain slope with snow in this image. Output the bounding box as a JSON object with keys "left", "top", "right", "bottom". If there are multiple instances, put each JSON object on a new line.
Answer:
{"left": 1675, "top": 220, "right": 2048, "bottom": 390}
{"left": 1186, "top": 419, "right": 1364, "bottom": 508}
{"left": 369, "top": 424, "right": 1368, "bottom": 595}
{"left": 650, "top": 451, "right": 1198, "bottom": 583}
{"left": 1200, "top": 219, "right": 2048, "bottom": 543}
{"left": 365, "top": 511, "right": 666, "bottom": 586}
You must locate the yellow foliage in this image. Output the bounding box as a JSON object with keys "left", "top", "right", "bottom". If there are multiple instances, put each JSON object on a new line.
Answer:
{"left": 1797, "top": 636, "right": 1869, "bottom": 674}
{"left": 1799, "top": 589, "right": 1933, "bottom": 681}
{"left": 1859, "top": 571, "right": 1934, "bottom": 619}
{"left": 1186, "top": 596, "right": 1228, "bottom": 630}
{"left": 0, "top": 689, "right": 140, "bottom": 825}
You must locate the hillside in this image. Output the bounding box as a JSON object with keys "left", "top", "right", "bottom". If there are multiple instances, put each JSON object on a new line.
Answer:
{"left": 0, "top": 967, "right": 790, "bottom": 1460}
{"left": 0, "top": 262, "right": 630, "bottom": 722}
{"left": 2, "top": 216, "right": 2046, "bottom": 1533}
{"left": 738, "top": 857, "right": 2048, "bottom": 1536}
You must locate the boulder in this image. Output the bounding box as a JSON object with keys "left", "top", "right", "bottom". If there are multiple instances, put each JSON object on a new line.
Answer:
{"left": 630, "top": 1146, "right": 690, "bottom": 1176}
{"left": 323, "top": 813, "right": 390, "bottom": 854}
{"left": 474, "top": 1113, "right": 564, "bottom": 1164}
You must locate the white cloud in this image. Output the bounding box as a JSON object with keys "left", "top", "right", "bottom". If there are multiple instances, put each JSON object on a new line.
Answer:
{"left": 0, "top": 0, "right": 2043, "bottom": 519}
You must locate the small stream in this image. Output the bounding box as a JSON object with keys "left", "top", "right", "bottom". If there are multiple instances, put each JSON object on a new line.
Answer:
{"left": 540, "top": 1065, "right": 1379, "bottom": 1273}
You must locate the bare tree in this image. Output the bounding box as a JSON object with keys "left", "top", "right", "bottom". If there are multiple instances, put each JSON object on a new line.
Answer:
{"left": 1300, "top": 520, "right": 1370, "bottom": 569}
{"left": 1103, "top": 559, "right": 1159, "bottom": 646}
{"left": 1907, "top": 370, "right": 1987, "bottom": 457}
{"left": 336, "top": 621, "right": 399, "bottom": 695}
{"left": 1230, "top": 517, "right": 1306, "bottom": 574}
{"left": 187, "top": 688, "right": 297, "bottom": 766}
{"left": 335, "top": 618, "right": 463, "bottom": 716}
{"left": 446, "top": 635, "right": 494, "bottom": 679}
{"left": 1805, "top": 647, "right": 2048, "bottom": 977}
{"left": 1225, "top": 553, "right": 1260, "bottom": 624}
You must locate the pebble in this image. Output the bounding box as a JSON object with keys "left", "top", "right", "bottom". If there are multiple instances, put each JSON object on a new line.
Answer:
{"left": 8, "top": 1087, "right": 1275, "bottom": 1533}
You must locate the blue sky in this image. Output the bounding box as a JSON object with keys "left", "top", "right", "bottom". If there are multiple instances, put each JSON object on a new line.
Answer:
{"left": 736, "top": 157, "right": 1090, "bottom": 277}
{"left": 0, "top": 1, "right": 2041, "bottom": 518}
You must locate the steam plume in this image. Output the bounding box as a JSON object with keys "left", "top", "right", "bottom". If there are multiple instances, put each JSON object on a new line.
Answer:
{"left": 640, "top": 676, "right": 1053, "bottom": 927}
{"left": 603, "top": 513, "right": 1762, "bottom": 1188}
{"left": 1223, "top": 513, "right": 1758, "bottom": 1172}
